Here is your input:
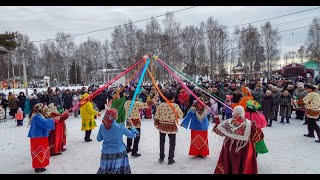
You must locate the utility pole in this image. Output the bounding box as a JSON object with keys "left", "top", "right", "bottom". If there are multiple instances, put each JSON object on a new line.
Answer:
{"left": 20, "top": 43, "right": 29, "bottom": 96}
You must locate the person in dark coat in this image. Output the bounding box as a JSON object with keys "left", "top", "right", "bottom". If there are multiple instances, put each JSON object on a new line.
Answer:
{"left": 30, "top": 95, "right": 41, "bottom": 109}
{"left": 62, "top": 89, "right": 73, "bottom": 111}
{"left": 271, "top": 87, "right": 281, "bottom": 121}
{"left": 17, "top": 92, "right": 27, "bottom": 117}
{"left": 262, "top": 90, "right": 276, "bottom": 127}
{"left": 251, "top": 84, "right": 264, "bottom": 105}
{"left": 37, "top": 92, "right": 44, "bottom": 104}
{"left": 8, "top": 93, "right": 19, "bottom": 118}
{"left": 293, "top": 83, "right": 307, "bottom": 120}
{"left": 50, "top": 91, "right": 62, "bottom": 107}
{"left": 232, "top": 88, "right": 242, "bottom": 103}
{"left": 279, "top": 90, "right": 292, "bottom": 124}
{"left": 43, "top": 91, "right": 51, "bottom": 105}
{"left": 0, "top": 94, "right": 8, "bottom": 119}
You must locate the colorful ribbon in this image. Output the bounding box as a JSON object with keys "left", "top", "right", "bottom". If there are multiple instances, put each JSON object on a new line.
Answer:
{"left": 147, "top": 69, "right": 179, "bottom": 123}
{"left": 162, "top": 62, "right": 233, "bottom": 111}
{"left": 106, "top": 65, "right": 144, "bottom": 108}
{"left": 156, "top": 57, "right": 214, "bottom": 115}
{"left": 63, "top": 57, "right": 146, "bottom": 115}
{"left": 129, "top": 66, "right": 144, "bottom": 88}
{"left": 126, "top": 57, "right": 151, "bottom": 126}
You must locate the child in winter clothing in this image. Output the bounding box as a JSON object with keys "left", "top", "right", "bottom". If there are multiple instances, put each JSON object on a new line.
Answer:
{"left": 15, "top": 108, "right": 24, "bottom": 126}
{"left": 72, "top": 94, "right": 80, "bottom": 118}
{"left": 0, "top": 105, "right": 5, "bottom": 122}
{"left": 209, "top": 98, "right": 219, "bottom": 124}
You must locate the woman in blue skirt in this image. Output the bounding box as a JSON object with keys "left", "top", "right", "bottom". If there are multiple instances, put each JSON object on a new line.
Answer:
{"left": 97, "top": 108, "right": 137, "bottom": 174}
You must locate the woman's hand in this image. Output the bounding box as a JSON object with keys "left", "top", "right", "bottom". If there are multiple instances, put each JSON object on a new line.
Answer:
{"left": 54, "top": 116, "right": 60, "bottom": 123}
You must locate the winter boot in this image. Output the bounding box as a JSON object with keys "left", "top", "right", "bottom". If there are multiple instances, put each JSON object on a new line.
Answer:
{"left": 168, "top": 159, "right": 175, "bottom": 165}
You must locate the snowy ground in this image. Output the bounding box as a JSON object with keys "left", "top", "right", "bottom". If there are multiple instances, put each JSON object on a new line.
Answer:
{"left": 0, "top": 111, "right": 319, "bottom": 174}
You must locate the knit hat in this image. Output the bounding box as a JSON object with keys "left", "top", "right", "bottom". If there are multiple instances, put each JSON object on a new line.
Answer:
{"left": 102, "top": 108, "right": 118, "bottom": 129}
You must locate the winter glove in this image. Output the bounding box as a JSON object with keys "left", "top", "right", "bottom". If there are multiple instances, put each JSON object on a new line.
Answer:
{"left": 130, "top": 127, "right": 139, "bottom": 136}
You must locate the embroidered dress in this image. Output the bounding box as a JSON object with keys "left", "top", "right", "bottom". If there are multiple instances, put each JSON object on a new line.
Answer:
{"left": 181, "top": 107, "right": 210, "bottom": 156}
{"left": 28, "top": 113, "right": 55, "bottom": 169}
{"left": 30, "top": 137, "right": 50, "bottom": 168}
{"left": 48, "top": 112, "right": 68, "bottom": 155}
{"left": 213, "top": 115, "right": 266, "bottom": 174}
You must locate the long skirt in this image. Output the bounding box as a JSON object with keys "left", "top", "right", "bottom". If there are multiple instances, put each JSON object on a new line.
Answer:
{"left": 189, "top": 130, "right": 209, "bottom": 157}
{"left": 48, "top": 122, "right": 66, "bottom": 155}
{"left": 97, "top": 151, "right": 131, "bottom": 174}
{"left": 30, "top": 137, "right": 50, "bottom": 168}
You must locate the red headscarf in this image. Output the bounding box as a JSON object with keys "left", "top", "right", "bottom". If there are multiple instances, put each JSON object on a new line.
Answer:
{"left": 102, "top": 108, "right": 118, "bottom": 129}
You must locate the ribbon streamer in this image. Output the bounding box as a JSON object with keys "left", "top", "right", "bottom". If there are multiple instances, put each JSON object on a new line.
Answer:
{"left": 129, "top": 66, "right": 144, "bottom": 88}
{"left": 126, "top": 57, "right": 151, "bottom": 126}
{"left": 63, "top": 57, "right": 146, "bottom": 115}
{"left": 156, "top": 57, "right": 215, "bottom": 115}
{"left": 106, "top": 65, "right": 144, "bottom": 108}
{"left": 162, "top": 61, "right": 233, "bottom": 111}
{"left": 147, "top": 69, "right": 180, "bottom": 123}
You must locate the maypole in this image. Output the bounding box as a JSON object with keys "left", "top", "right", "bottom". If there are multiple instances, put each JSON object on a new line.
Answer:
{"left": 106, "top": 65, "right": 144, "bottom": 108}
{"left": 63, "top": 57, "right": 146, "bottom": 115}
{"left": 126, "top": 56, "right": 151, "bottom": 132}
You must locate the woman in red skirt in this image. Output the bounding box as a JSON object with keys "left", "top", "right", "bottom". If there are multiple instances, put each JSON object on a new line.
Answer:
{"left": 181, "top": 98, "right": 210, "bottom": 158}
{"left": 27, "top": 103, "right": 60, "bottom": 173}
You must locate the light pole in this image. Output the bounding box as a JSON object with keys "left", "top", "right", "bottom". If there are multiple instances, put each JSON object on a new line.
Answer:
{"left": 19, "top": 43, "right": 28, "bottom": 96}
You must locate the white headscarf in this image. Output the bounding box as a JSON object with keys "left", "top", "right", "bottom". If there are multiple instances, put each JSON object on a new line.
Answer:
{"left": 232, "top": 106, "right": 245, "bottom": 119}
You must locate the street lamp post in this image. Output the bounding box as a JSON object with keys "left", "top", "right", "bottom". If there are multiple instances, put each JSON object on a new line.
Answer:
{"left": 19, "top": 43, "right": 29, "bottom": 96}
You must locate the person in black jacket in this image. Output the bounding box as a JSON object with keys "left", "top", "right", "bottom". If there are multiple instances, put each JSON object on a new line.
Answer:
{"left": 0, "top": 94, "right": 8, "bottom": 119}
{"left": 62, "top": 89, "right": 73, "bottom": 111}
{"left": 17, "top": 92, "right": 26, "bottom": 117}
{"left": 43, "top": 91, "right": 51, "bottom": 105}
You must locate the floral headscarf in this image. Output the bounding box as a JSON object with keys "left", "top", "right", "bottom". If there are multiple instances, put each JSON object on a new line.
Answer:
{"left": 102, "top": 108, "right": 118, "bottom": 129}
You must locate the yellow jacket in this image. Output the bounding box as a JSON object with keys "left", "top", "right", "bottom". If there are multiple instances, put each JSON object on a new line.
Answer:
{"left": 80, "top": 93, "right": 98, "bottom": 119}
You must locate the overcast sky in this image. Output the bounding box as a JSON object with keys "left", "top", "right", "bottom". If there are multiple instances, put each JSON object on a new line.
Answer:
{"left": 0, "top": 6, "right": 319, "bottom": 66}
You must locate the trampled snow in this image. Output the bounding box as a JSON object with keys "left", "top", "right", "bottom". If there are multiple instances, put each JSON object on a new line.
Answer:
{"left": 0, "top": 112, "right": 319, "bottom": 174}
